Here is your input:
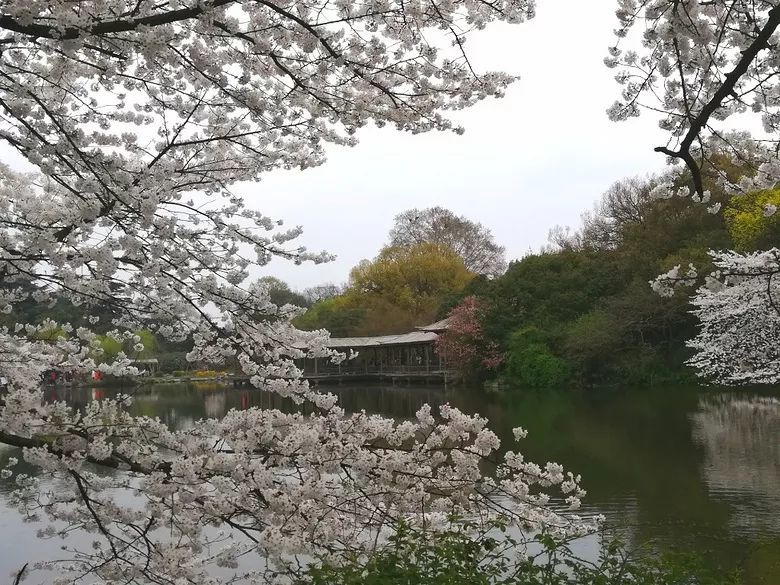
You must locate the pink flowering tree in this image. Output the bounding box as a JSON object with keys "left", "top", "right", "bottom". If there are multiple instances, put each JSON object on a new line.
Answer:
{"left": 435, "top": 296, "right": 504, "bottom": 377}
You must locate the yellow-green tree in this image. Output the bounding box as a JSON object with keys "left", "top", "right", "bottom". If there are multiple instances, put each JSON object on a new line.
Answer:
{"left": 347, "top": 243, "right": 473, "bottom": 333}
{"left": 293, "top": 295, "right": 366, "bottom": 337}
{"left": 297, "top": 243, "right": 473, "bottom": 336}
{"left": 724, "top": 187, "right": 780, "bottom": 250}
{"left": 135, "top": 329, "right": 158, "bottom": 359}
{"left": 95, "top": 335, "right": 123, "bottom": 363}
{"left": 93, "top": 329, "right": 158, "bottom": 364}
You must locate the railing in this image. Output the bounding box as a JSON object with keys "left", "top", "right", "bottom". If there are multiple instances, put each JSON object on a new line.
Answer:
{"left": 301, "top": 364, "right": 456, "bottom": 377}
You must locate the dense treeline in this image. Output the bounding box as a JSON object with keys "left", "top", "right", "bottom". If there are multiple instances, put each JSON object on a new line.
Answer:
{"left": 0, "top": 288, "right": 195, "bottom": 373}
{"left": 445, "top": 171, "right": 780, "bottom": 387}
{"left": 6, "top": 175, "right": 778, "bottom": 384}
{"left": 292, "top": 171, "right": 780, "bottom": 387}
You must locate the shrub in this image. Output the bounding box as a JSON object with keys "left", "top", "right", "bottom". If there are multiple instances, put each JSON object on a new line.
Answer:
{"left": 505, "top": 327, "right": 569, "bottom": 388}
{"left": 156, "top": 352, "right": 189, "bottom": 373}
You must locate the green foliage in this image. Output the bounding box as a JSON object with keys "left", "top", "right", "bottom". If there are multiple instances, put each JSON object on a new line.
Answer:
{"left": 459, "top": 249, "right": 626, "bottom": 377}
{"left": 436, "top": 275, "right": 491, "bottom": 319}
{"left": 31, "top": 325, "right": 67, "bottom": 342}
{"left": 96, "top": 335, "right": 123, "bottom": 362}
{"left": 483, "top": 250, "right": 620, "bottom": 343}
{"left": 723, "top": 187, "right": 780, "bottom": 250}
{"left": 302, "top": 522, "right": 505, "bottom": 585}
{"left": 562, "top": 309, "right": 625, "bottom": 382}
{"left": 0, "top": 281, "right": 122, "bottom": 333}
{"left": 258, "top": 276, "right": 311, "bottom": 308}
{"left": 299, "top": 523, "right": 741, "bottom": 585}
{"left": 135, "top": 329, "right": 158, "bottom": 358}
{"left": 505, "top": 327, "right": 569, "bottom": 388}
{"left": 92, "top": 329, "right": 161, "bottom": 364}
{"left": 156, "top": 352, "right": 189, "bottom": 373}
{"left": 442, "top": 171, "right": 747, "bottom": 387}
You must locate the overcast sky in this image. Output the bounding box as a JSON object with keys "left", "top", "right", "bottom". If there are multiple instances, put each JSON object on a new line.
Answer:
{"left": 2, "top": 0, "right": 672, "bottom": 292}
{"left": 241, "top": 0, "right": 670, "bottom": 290}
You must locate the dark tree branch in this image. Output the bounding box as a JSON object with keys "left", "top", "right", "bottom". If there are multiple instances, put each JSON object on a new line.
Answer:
{"left": 12, "top": 563, "right": 27, "bottom": 585}
{"left": 0, "top": 430, "right": 171, "bottom": 474}
{"left": 0, "top": 0, "right": 236, "bottom": 40}
{"left": 656, "top": 4, "right": 780, "bottom": 194}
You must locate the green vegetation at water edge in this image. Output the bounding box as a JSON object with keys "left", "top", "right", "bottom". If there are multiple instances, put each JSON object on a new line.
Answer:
{"left": 298, "top": 522, "right": 741, "bottom": 585}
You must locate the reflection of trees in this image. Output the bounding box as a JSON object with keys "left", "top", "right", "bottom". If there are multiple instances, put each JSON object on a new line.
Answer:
{"left": 690, "top": 394, "right": 780, "bottom": 537}
{"left": 203, "top": 392, "right": 227, "bottom": 419}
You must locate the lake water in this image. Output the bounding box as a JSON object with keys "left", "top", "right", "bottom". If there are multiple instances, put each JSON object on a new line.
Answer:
{"left": 1, "top": 382, "right": 778, "bottom": 583}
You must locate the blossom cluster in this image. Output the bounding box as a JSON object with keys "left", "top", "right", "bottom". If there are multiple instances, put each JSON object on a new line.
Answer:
{"left": 434, "top": 296, "right": 504, "bottom": 372}
{"left": 686, "top": 249, "right": 780, "bottom": 384}
{"left": 608, "top": 1, "right": 780, "bottom": 195}
{"left": 3, "top": 391, "right": 593, "bottom": 583}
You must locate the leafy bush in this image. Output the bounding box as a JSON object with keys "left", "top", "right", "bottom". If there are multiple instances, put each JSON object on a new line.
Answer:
{"left": 156, "top": 352, "right": 189, "bottom": 374}
{"left": 505, "top": 327, "right": 569, "bottom": 388}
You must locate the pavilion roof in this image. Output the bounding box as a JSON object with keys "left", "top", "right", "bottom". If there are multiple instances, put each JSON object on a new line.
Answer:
{"left": 326, "top": 331, "right": 438, "bottom": 348}
{"left": 414, "top": 317, "right": 451, "bottom": 332}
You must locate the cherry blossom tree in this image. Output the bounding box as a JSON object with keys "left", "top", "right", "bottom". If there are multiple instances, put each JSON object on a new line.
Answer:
{"left": 686, "top": 249, "right": 780, "bottom": 385}
{"left": 608, "top": 0, "right": 780, "bottom": 199}
{"left": 0, "top": 1, "right": 597, "bottom": 583}
{"left": 609, "top": 2, "right": 780, "bottom": 383}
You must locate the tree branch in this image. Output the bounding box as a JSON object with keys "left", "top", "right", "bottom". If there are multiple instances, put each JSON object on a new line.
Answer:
{"left": 658, "top": 4, "right": 780, "bottom": 194}
{"left": 0, "top": 0, "right": 236, "bottom": 40}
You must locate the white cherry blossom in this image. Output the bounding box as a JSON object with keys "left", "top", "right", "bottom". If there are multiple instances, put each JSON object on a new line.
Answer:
{"left": 0, "top": 1, "right": 595, "bottom": 582}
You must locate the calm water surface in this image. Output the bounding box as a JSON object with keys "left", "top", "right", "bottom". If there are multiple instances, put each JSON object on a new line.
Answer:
{"left": 0, "top": 382, "right": 778, "bottom": 583}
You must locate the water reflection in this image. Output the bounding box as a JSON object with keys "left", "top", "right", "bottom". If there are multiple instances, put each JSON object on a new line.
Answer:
{"left": 691, "top": 395, "right": 780, "bottom": 538}
{"left": 0, "top": 383, "right": 777, "bottom": 584}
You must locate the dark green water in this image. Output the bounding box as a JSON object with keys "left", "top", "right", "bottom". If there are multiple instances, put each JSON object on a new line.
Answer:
{"left": 1, "top": 383, "right": 778, "bottom": 583}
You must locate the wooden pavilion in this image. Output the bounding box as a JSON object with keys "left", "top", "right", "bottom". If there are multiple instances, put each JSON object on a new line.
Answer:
{"left": 298, "top": 318, "right": 454, "bottom": 382}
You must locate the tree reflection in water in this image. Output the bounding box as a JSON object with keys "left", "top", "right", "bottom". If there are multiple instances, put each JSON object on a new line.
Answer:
{"left": 690, "top": 394, "right": 780, "bottom": 538}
